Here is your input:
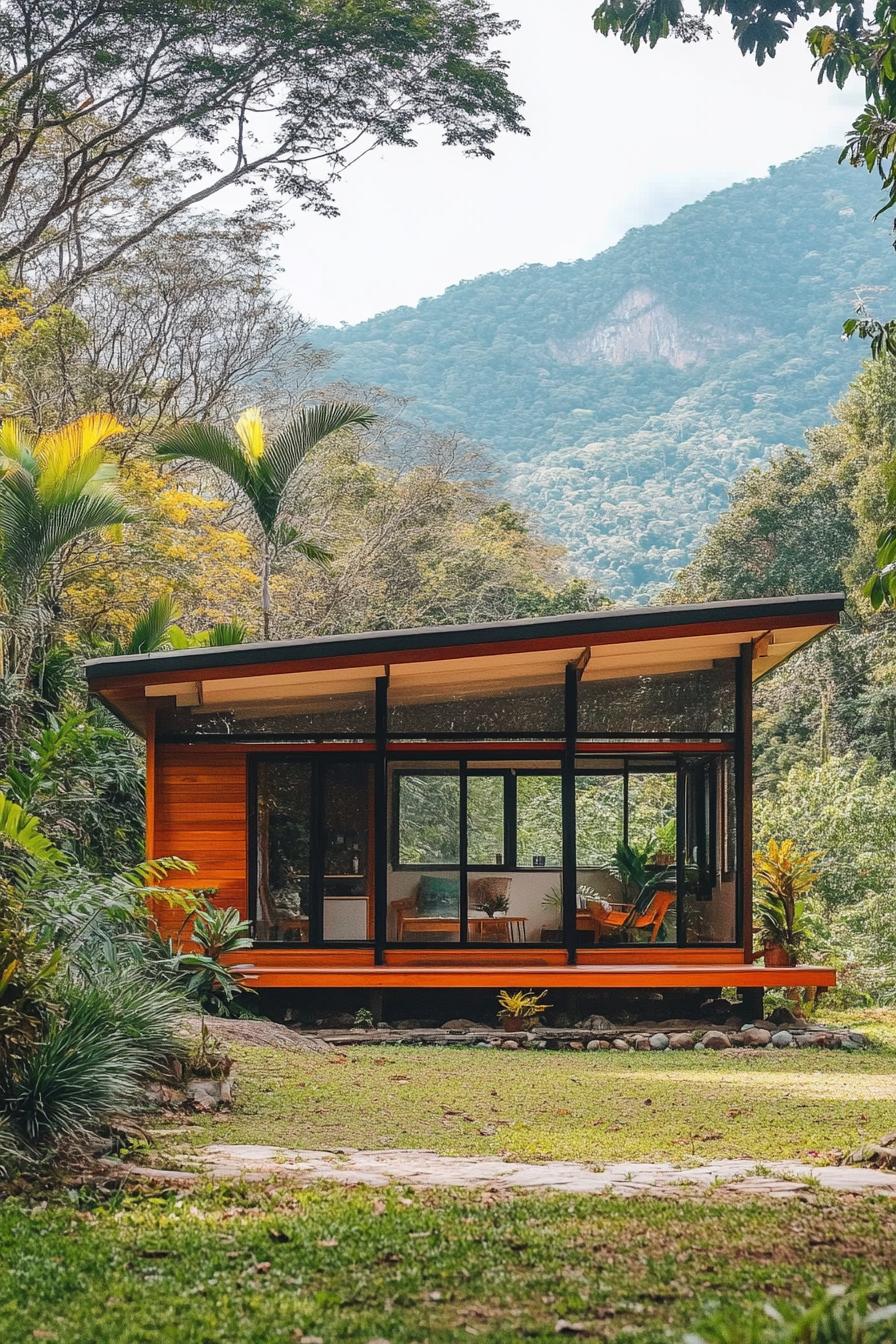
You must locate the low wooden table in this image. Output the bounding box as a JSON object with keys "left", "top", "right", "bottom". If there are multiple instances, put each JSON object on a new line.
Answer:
{"left": 399, "top": 915, "right": 528, "bottom": 943}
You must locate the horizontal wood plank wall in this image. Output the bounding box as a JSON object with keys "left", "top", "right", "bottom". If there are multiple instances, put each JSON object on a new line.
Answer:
{"left": 153, "top": 744, "right": 248, "bottom": 937}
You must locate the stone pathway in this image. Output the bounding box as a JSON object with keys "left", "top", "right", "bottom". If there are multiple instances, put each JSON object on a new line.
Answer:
{"left": 123, "top": 1144, "right": 896, "bottom": 1199}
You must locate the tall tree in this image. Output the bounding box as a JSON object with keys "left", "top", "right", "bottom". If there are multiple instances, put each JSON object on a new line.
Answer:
{"left": 0, "top": 0, "right": 525, "bottom": 292}
{"left": 155, "top": 404, "right": 375, "bottom": 639}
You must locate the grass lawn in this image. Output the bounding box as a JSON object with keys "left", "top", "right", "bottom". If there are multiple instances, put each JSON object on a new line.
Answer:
{"left": 3, "top": 1183, "right": 896, "bottom": 1343}
{"left": 170, "top": 1016, "right": 896, "bottom": 1166}
{"left": 5, "top": 1011, "right": 896, "bottom": 1344}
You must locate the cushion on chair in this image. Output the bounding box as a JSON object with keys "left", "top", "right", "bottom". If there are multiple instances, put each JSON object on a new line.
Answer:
{"left": 417, "top": 874, "right": 460, "bottom": 916}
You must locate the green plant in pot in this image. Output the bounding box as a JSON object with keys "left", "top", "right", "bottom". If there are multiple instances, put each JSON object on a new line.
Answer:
{"left": 753, "top": 839, "right": 820, "bottom": 968}
{"left": 496, "top": 988, "right": 550, "bottom": 1032}
{"left": 478, "top": 891, "right": 510, "bottom": 918}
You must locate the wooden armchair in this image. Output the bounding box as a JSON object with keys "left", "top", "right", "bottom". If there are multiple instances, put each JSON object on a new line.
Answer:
{"left": 587, "top": 888, "right": 675, "bottom": 944}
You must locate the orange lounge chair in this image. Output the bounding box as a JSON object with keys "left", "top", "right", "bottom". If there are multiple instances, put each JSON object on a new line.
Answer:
{"left": 588, "top": 888, "right": 675, "bottom": 944}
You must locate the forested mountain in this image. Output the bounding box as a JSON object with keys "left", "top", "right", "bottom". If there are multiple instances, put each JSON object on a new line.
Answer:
{"left": 316, "top": 149, "right": 894, "bottom": 598}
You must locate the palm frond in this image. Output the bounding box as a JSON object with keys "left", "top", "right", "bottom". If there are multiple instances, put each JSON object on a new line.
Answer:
{"left": 120, "top": 855, "right": 198, "bottom": 887}
{"left": 266, "top": 402, "right": 376, "bottom": 500}
{"left": 206, "top": 621, "right": 249, "bottom": 647}
{"left": 154, "top": 423, "right": 256, "bottom": 495}
{"left": 123, "top": 595, "right": 179, "bottom": 655}
{"left": 0, "top": 793, "right": 66, "bottom": 871}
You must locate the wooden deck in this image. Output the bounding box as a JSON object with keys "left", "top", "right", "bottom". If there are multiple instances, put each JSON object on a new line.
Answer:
{"left": 241, "top": 958, "right": 836, "bottom": 990}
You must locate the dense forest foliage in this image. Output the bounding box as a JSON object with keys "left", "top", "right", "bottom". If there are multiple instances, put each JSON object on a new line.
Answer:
{"left": 316, "top": 149, "right": 893, "bottom": 597}
{"left": 670, "top": 357, "right": 896, "bottom": 999}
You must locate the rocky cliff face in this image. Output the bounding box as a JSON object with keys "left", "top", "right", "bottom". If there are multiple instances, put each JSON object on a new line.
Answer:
{"left": 551, "top": 287, "right": 758, "bottom": 371}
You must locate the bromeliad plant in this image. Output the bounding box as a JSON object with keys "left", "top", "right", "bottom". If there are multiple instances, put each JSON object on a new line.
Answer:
{"left": 753, "top": 838, "right": 821, "bottom": 967}
{"left": 496, "top": 988, "right": 551, "bottom": 1029}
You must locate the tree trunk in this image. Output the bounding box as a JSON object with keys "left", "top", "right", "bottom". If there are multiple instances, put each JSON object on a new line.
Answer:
{"left": 261, "top": 536, "right": 272, "bottom": 641}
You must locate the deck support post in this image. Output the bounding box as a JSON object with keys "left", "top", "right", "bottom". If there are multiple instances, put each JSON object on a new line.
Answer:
{"left": 562, "top": 664, "right": 578, "bottom": 965}
{"left": 740, "top": 986, "right": 764, "bottom": 1021}
{"left": 374, "top": 675, "right": 389, "bottom": 964}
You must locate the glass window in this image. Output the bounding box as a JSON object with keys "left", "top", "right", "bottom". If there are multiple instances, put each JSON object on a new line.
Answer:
{"left": 578, "top": 662, "right": 736, "bottom": 737}
{"left": 516, "top": 774, "right": 562, "bottom": 868}
{"left": 158, "top": 689, "right": 375, "bottom": 739}
{"left": 627, "top": 770, "right": 677, "bottom": 855}
{"left": 389, "top": 681, "right": 564, "bottom": 737}
{"left": 395, "top": 772, "right": 460, "bottom": 866}
{"left": 575, "top": 774, "right": 624, "bottom": 868}
{"left": 321, "top": 762, "right": 372, "bottom": 943}
{"left": 255, "top": 759, "right": 312, "bottom": 943}
{"left": 683, "top": 755, "right": 737, "bottom": 945}
{"left": 467, "top": 774, "right": 506, "bottom": 865}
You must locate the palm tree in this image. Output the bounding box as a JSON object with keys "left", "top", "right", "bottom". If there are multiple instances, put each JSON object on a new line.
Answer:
{"left": 154, "top": 403, "right": 376, "bottom": 639}
{"left": 0, "top": 413, "right": 130, "bottom": 682}
{"left": 106, "top": 594, "right": 249, "bottom": 654}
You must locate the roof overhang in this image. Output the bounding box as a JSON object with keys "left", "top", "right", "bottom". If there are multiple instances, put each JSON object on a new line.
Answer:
{"left": 85, "top": 594, "right": 845, "bottom": 737}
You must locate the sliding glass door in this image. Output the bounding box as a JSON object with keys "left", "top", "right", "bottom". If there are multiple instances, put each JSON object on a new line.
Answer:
{"left": 253, "top": 756, "right": 373, "bottom": 944}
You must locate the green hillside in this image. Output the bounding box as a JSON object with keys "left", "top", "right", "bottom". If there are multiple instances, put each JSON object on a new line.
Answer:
{"left": 316, "top": 149, "right": 895, "bottom": 597}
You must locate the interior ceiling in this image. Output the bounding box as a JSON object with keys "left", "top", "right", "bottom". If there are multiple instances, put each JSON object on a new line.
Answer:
{"left": 126, "top": 621, "right": 832, "bottom": 723}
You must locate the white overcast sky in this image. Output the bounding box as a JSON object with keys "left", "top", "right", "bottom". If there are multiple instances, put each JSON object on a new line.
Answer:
{"left": 278, "top": 1, "right": 864, "bottom": 327}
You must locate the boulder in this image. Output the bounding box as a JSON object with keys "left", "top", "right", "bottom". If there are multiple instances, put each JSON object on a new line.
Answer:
{"left": 668, "top": 1032, "right": 695, "bottom": 1050}
{"left": 612, "top": 1038, "right": 630, "bottom": 1051}
{"left": 770, "top": 1005, "right": 803, "bottom": 1027}
{"left": 799, "top": 1031, "right": 834, "bottom": 1048}
{"left": 771, "top": 1030, "right": 793, "bottom": 1048}
{"left": 442, "top": 1018, "right": 488, "bottom": 1031}
{"left": 568, "top": 1040, "right": 585, "bottom": 1051}
{"left": 579, "top": 1014, "right": 615, "bottom": 1031}
{"left": 648, "top": 1033, "right": 670, "bottom": 1051}
{"left": 741, "top": 1027, "right": 772, "bottom": 1047}
{"left": 500, "top": 1038, "right": 519, "bottom": 1050}
{"left": 185, "top": 1077, "right": 233, "bottom": 1111}
{"left": 633, "top": 1035, "right": 652, "bottom": 1051}
{"left": 179, "top": 1014, "right": 332, "bottom": 1055}
{"left": 585, "top": 1039, "right": 602, "bottom": 1051}
{"left": 700, "top": 1030, "right": 731, "bottom": 1050}
{"left": 722, "top": 1016, "right": 744, "bottom": 1033}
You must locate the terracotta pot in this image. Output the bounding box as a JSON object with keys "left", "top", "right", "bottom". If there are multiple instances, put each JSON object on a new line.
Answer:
{"left": 762, "top": 943, "right": 794, "bottom": 968}
{"left": 501, "top": 1016, "right": 528, "bottom": 1032}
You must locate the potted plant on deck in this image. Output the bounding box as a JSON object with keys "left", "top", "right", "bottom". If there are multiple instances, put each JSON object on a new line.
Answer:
{"left": 753, "top": 838, "right": 821, "bottom": 968}
{"left": 496, "top": 989, "right": 551, "bottom": 1032}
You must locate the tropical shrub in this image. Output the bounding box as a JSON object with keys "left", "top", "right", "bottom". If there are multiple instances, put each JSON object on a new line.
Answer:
{"left": 753, "top": 839, "right": 821, "bottom": 959}
{"left": 168, "top": 904, "right": 255, "bottom": 1015}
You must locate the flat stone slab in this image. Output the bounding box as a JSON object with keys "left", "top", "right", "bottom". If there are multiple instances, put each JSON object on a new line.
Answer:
{"left": 126, "top": 1145, "right": 896, "bottom": 1199}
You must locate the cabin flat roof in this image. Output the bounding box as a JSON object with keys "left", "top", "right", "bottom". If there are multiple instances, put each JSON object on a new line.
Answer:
{"left": 85, "top": 593, "right": 845, "bottom": 735}
{"left": 85, "top": 593, "right": 845, "bottom": 683}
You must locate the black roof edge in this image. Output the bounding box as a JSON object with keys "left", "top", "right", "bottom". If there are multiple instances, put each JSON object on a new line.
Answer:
{"left": 84, "top": 593, "right": 846, "bottom": 683}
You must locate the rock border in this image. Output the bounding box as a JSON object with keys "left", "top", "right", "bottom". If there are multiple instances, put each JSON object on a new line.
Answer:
{"left": 298, "top": 1020, "right": 866, "bottom": 1052}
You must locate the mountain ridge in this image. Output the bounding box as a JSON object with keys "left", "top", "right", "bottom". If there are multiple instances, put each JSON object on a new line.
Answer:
{"left": 315, "top": 149, "right": 895, "bottom": 597}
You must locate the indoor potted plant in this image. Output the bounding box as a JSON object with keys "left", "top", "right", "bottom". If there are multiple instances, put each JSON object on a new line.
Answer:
{"left": 496, "top": 988, "right": 551, "bottom": 1032}
{"left": 753, "top": 838, "right": 820, "bottom": 968}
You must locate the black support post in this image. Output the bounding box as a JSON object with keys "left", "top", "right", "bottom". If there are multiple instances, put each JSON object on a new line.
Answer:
{"left": 459, "top": 759, "right": 468, "bottom": 944}
{"left": 562, "top": 664, "right": 578, "bottom": 965}
{"left": 373, "top": 675, "right": 389, "bottom": 963}
{"left": 734, "top": 644, "right": 753, "bottom": 962}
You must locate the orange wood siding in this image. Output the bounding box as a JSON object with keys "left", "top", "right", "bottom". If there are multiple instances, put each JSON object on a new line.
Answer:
{"left": 152, "top": 744, "right": 247, "bottom": 936}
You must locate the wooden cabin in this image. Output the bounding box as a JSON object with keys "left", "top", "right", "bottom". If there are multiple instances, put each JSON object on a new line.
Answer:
{"left": 85, "top": 595, "right": 844, "bottom": 1014}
